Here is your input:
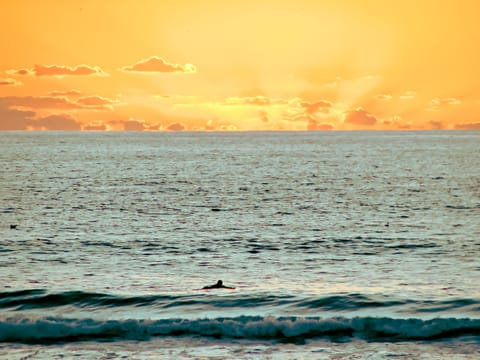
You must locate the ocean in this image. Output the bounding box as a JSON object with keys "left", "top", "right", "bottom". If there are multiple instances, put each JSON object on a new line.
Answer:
{"left": 0, "top": 131, "right": 479, "bottom": 359}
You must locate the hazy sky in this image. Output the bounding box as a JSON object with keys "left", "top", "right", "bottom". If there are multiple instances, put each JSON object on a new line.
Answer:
{"left": 1, "top": 0, "right": 480, "bottom": 131}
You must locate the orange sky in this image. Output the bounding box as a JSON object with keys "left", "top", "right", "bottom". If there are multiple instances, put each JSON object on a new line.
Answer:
{"left": 1, "top": 0, "right": 480, "bottom": 131}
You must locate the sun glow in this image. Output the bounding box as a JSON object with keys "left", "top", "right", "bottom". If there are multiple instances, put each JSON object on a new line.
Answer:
{"left": 1, "top": 0, "right": 480, "bottom": 131}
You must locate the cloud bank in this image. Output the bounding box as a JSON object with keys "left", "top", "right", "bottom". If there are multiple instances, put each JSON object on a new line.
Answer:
{"left": 0, "top": 95, "right": 117, "bottom": 111}
{"left": 0, "top": 103, "right": 81, "bottom": 130}
{"left": 454, "top": 122, "right": 480, "bottom": 130}
{"left": 9, "top": 64, "right": 107, "bottom": 77}
{"left": 76, "top": 96, "right": 118, "bottom": 109}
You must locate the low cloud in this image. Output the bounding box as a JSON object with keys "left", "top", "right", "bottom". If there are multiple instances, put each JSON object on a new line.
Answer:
{"left": 84, "top": 124, "right": 107, "bottom": 131}
{"left": 0, "top": 102, "right": 81, "bottom": 130}
{"left": 122, "top": 119, "right": 146, "bottom": 131}
{"left": 300, "top": 100, "right": 332, "bottom": 114}
{"left": 76, "top": 96, "right": 117, "bottom": 109}
{"left": 454, "top": 122, "right": 480, "bottom": 130}
{"left": 0, "top": 104, "right": 35, "bottom": 130}
{"left": 344, "top": 108, "right": 377, "bottom": 126}
{"left": 0, "top": 95, "right": 117, "bottom": 111}
{"left": 36, "top": 114, "right": 81, "bottom": 130}
{"left": 9, "top": 64, "right": 107, "bottom": 77}
{"left": 429, "top": 120, "right": 444, "bottom": 129}
{"left": 307, "top": 120, "right": 333, "bottom": 130}
{"left": 88, "top": 118, "right": 148, "bottom": 131}
{"left": 0, "top": 78, "right": 22, "bottom": 86}
{"left": 0, "top": 96, "right": 81, "bottom": 110}
{"left": 283, "top": 98, "right": 334, "bottom": 124}
{"left": 121, "top": 56, "right": 196, "bottom": 74}
{"left": 202, "top": 119, "right": 237, "bottom": 131}
{"left": 167, "top": 122, "right": 185, "bottom": 131}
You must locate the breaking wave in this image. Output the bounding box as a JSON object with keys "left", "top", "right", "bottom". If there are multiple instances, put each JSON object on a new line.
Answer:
{"left": 1, "top": 316, "right": 479, "bottom": 344}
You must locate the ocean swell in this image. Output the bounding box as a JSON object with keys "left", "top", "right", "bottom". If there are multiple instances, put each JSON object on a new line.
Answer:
{"left": 1, "top": 316, "right": 479, "bottom": 344}
{"left": 1, "top": 290, "right": 479, "bottom": 314}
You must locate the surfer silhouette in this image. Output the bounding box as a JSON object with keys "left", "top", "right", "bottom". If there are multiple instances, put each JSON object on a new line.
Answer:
{"left": 202, "top": 280, "right": 235, "bottom": 290}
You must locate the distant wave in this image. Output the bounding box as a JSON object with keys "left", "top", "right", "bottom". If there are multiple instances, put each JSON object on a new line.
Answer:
{"left": 1, "top": 290, "right": 479, "bottom": 344}
{"left": 1, "top": 316, "right": 479, "bottom": 344}
{"left": 1, "top": 289, "right": 479, "bottom": 314}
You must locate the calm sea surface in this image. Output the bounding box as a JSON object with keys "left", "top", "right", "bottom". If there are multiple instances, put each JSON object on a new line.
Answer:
{"left": 0, "top": 131, "right": 479, "bottom": 359}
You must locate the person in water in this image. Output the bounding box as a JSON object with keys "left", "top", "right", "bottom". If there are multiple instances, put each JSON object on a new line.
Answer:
{"left": 202, "top": 280, "right": 235, "bottom": 289}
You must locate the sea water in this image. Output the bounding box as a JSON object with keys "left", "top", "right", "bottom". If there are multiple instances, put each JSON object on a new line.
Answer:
{"left": 0, "top": 131, "right": 479, "bottom": 359}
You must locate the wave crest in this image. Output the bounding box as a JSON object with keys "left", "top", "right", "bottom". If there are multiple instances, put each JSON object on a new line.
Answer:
{"left": 1, "top": 290, "right": 479, "bottom": 314}
{"left": 1, "top": 316, "right": 479, "bottom": 344}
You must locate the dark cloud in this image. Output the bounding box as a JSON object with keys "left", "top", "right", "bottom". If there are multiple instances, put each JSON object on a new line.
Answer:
{"left": 0, "top": 103, "right": 81, "bottom": 130}
{"left": 0, "top": 95, "right": 116, "bottom": 111}
{"left": 454, "top": 122, "right": 480, "bottom": 130}
{"left": 167, "top": 122, "right": 185, "bottom": 131}
{"left": 0, "top": 96, "right": 81, "bottom": 110}
{"left": 84, "top": 124, "right": 107, "bottom": 131}
{"left": 0, "top": 78, "right": 21, "bottom": 86}
{"left": 37, "top": 114, "right": 81, "bottom": 130}
{"left": 307, "top": 120, "right": 333, "bottom": 130}
{"left": 121, "top": 56, "right": 196, "bottom": 73}
{"left": 344, "top": 108, "right": 377, "bottom": 126}
{"left": 300, "top": 100, "right": 332, "bottom": 114}
{"left": 0, "top": 104, "right": 35, "bottom": 130}
{"left": 283, "top": 98, "right": 333, "bottom": 124}
{"left": 33, "top": 64, "right": 106, "bottom": 76}
{"left": 7, "top": 68, "right": 33, "bottom": 76}
{"left": 259, "top": 110, "right": 269, "bottom": 123}
{"left": 123, "top": 120, "right": 146, "bottom": 131}
{"left": 429, "top": 120, "right": 444, "bottom": 129}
